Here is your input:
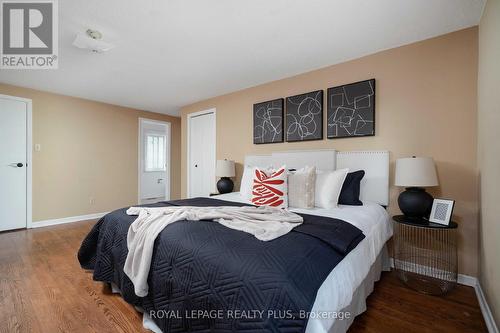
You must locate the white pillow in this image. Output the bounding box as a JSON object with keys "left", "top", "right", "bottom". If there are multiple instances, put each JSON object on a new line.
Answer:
{"left": 314, "top": 168, "right": 349, "bottom": 209}
{"left": 288, "top": 166, "right": 316, "bottom": 208}
{"left": 240, "top": 165, "right": 254, "bottom": 199}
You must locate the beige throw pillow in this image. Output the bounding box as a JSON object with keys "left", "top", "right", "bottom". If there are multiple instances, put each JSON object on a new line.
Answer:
{"left": 288, "top": 166, "right": 316, "bottom": 208}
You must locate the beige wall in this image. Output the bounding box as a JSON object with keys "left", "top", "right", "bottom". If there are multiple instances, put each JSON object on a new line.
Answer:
{"left": 478, "top": 0, "right": 500, "bottom": 325}
{"left": 181, "top": 28, "right": 479, "bottom": 276}
{"left": 0, "top": 84, "right": 181, "bottom": 222}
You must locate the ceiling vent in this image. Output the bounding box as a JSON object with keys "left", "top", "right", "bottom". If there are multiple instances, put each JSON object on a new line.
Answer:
{"left": 72, "top": 29, "right": 114, "bottom": 53}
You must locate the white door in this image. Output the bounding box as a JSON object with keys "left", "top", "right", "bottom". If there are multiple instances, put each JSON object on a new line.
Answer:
{"left": 189, "top": 111, "right": 216, "bottom": 197}
{"left": 139, "top": 119, "right": 170, "bottom": 204}
{"left": 0, "top": 97, "right": 28, "bottom": 231}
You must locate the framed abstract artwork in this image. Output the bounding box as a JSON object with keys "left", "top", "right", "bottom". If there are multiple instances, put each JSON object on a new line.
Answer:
{"left": 429, "top": 199, "right": 455, "bottom": 226}
{"left": 285, "top": 90, "right": 323, "bottom": 142}
{"left": 327, "top": 79, "right": 375, "bottom": 139}
{"left": 253, "top": 98, "right": 284, "bottom": 144}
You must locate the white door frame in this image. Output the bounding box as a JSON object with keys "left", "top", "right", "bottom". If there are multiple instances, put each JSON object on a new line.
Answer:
{"left": 138, "top": 118, "right": 171, "bottom": 204}
{"left": 0, "top": 94, "right": 32, "bottom": 229}
{"left": 187, "top": 108, "right": 216, "bottom": 198}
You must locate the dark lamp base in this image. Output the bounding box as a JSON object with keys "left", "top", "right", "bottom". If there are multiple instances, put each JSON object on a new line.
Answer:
{"left": 217, "top": 177, "right": 234, "bottom": 194}
{"left": 398, "top": 187, "right": 434, "bottom": 220}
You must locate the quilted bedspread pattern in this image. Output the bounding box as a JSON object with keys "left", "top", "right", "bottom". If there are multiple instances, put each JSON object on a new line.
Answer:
{"left": 78, "top": 198, "right": 364, "bottom": 332}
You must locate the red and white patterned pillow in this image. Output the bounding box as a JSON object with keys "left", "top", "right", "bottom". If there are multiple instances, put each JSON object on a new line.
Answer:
{"left": 251, "top": 166, "right": 288, "bottom": 209}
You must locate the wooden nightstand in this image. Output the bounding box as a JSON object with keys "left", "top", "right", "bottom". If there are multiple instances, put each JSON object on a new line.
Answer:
{"left": 392, "top": 215, "right": 458, "bottom": 295}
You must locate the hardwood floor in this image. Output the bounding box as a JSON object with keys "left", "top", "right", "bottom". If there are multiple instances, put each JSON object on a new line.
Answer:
{"left": 0, "top": 221, "right": 488, "bottom": 333}
{"left": 348, "top": 272, "right": 488, "bottom": 333}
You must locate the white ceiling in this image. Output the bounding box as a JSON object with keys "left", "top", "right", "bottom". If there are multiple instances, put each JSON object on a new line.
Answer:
{"left": 0, "top": 0, "right": 485, "bottom": 116}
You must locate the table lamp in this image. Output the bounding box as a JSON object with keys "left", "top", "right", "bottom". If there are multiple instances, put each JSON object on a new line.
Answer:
{"left": 216, "top": 159, "right": 235, "bottom": 194}
{"left": 395, "top": 156, "right": 439, "bottom": 220}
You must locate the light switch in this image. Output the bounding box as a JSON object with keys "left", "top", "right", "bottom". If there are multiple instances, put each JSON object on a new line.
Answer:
{"left": 35, "top": 144, "right": 41, "bottom": 152}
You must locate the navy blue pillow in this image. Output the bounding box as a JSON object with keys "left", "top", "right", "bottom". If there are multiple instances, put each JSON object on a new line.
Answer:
{"left": 339, "top": 170, "right": 365, "bottom": 206}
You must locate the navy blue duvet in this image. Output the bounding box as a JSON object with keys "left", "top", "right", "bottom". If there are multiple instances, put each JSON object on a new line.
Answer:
{"left": 78, "top": 198, "right": 364, "bottom": 332}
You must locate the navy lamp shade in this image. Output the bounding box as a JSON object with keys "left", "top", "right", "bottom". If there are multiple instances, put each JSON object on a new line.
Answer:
{"left": 216, "top": 159, "right": 235, "bottom": 194}
{"left": 395, "top": 157, "right": 439, "bottom": 220}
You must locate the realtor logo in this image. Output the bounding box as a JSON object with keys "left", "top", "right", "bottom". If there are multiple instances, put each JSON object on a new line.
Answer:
{"left": 1, "top": 0, "right": 58, "bottom": 69}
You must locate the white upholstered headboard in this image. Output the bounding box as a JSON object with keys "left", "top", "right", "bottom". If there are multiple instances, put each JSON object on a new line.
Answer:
{"left": 244, "top": 150, "right": 389, "bottom": 206}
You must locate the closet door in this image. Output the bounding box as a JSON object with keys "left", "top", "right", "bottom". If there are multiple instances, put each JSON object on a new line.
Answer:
{"left": 0, "top": 96, "right": 28, "bottom": 231}
{"left": 188, "top": 110, "right": 216, "bottom": 198}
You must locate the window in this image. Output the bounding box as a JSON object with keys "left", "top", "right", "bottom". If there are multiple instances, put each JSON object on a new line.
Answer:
{"left": 145, "top": 134, "right": 166, "bottom": 171}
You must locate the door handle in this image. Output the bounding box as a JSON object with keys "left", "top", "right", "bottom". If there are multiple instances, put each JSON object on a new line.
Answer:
{"left": 9, "top": 163, "right": 24, "bottom": 168}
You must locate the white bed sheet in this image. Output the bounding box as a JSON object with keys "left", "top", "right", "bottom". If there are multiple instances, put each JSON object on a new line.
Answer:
{"left": 213, "top": 192, "right": 393, "bottom": 333}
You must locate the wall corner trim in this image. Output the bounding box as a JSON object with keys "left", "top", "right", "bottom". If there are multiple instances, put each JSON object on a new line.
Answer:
{"left": 32, "top": 212, "right": 109, "bottom": 228}
{"left": 390, "top": 258, "right": 497, "bottom": 332}
{"left": 475, "top": 279, "right": 500, "bottom": 333}
{"left": 447, "top": 274, "right": 498, "bottom": 333}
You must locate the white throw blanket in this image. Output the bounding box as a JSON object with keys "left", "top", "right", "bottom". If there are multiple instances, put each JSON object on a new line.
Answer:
{"left": 124, "top": 206, "right": 303, "bottom": 297}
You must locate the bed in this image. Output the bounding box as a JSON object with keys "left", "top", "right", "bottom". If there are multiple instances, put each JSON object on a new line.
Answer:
{"left": 78, "top": 150, "right": 392, "bottom": 333}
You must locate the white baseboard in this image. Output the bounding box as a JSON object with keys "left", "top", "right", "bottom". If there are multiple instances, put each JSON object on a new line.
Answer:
{"left": 475, "top": 280, "right": 499, "bottom": 333}
{"left": 390, "top": 257, "right": 498, "bottom": 332}
{"left": 389, "top": 257, "right": 474, "bottom": 286}
{"left": 457, "top": 273, "right": 477, "bottom": 287}
{"left": 455, "top": 273, "right": 499, "bottom": 333}
{"left": 32, "top": 212, "right": 109, "bottom": 228}
{"left": 454, "top": 275, "right": 498, "bottom": 333}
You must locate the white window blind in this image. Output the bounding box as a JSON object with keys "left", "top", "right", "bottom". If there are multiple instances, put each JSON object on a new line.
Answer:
{"left": 145, "top": 134, "right": 166, "bottom": 171}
